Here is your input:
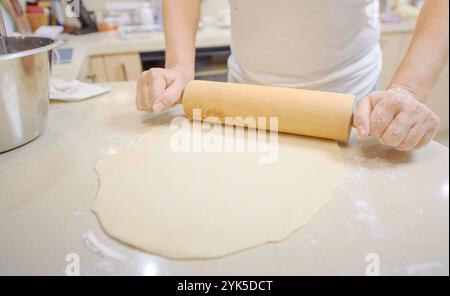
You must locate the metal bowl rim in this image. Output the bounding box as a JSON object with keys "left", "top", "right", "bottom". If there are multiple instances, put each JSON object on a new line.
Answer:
{"left": 0, "top": 36, "right": 64, "bottom": 61}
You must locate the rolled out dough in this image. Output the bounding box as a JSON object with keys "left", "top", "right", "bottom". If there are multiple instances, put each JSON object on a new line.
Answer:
{"left": 92, "top": 123, "right": 344, "bottom": 259}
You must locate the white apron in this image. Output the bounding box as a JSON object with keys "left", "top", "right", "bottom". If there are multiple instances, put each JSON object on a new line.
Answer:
{"left": 227, "top": 0, "right": 382, "bottom": 100}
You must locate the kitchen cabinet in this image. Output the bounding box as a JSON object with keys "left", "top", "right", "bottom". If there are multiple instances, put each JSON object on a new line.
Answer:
{"left": 88, "top": 48, "right": 230, "bottom": 83}
{"left": 194, "top": 47, "right": 230, "bottom": 82}
{"left": 103, "top": 54, "right": 143, "bottom": 82}
{"left": 88, "top": 56, "right": 108, "bottom": 83}
{"left": 88, "top": 53, "right": 143, "bottom": 83}
{"left": 139, "top": 47, "right": 231, "bottom": 82}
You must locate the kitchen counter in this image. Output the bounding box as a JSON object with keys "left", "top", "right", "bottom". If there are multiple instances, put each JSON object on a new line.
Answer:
{"left": 52, "top": 20, "right": 417, "bottom": 82}
{"left": 0, "top": 82, "right": 448, "bottom": 276}
{"left": 52, "top": 26, "right": 231, "bottom": 81}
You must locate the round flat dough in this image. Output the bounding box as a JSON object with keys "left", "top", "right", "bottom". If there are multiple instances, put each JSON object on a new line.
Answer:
{"left": 92, "top": 123, "right": 344, "bottom": 259}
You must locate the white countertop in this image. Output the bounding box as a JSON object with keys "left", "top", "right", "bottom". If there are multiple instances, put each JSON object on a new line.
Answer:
{"left": 52, "top": 21, "right": 416, "bottom": 82}
{"left": 380, "top": 19, "right": 417, "bottom": 34}
{"left": 0, "top": 82, "right": 447, "bottom": 276}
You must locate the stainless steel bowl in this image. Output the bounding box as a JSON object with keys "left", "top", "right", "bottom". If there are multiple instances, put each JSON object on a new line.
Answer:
{"left": 0, "top": 36, "right": 64, "bottom": 153}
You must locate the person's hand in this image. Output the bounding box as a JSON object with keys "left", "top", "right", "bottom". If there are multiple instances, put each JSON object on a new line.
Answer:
{"left": 136, "top": 66, "right": 194, "bottom": 113}
{"left": 353, "top": 86, "right": 440, "bottom": 150}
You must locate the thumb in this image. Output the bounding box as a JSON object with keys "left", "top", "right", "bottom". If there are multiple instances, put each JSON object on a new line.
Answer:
{"left": 152, "top": 81, "right": 184, "bottom": 113}
{"left": 353, "top": 97, "right": 372, "bottom": 137}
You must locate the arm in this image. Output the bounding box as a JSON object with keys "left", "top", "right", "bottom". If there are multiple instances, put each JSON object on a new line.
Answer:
{"left": 354, "top": 0, "right": 449, "bottom": 150}
{"left": 390, "top": 0, "right": 449, "bottom": 98}
{"left": 136, "top": 0, "right": 201, "bottom": 113}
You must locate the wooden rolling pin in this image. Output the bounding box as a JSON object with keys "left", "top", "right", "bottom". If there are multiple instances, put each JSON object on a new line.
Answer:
{"left": 181, "top": 80, "right": 356, "bottom": 142}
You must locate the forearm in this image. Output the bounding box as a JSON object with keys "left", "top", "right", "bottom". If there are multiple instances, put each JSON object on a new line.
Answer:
{"left": 163, "top": 0, "right": 201, "bottom": 76}
{"left": 389, "top": 0, "right": 449, "bottom": 102}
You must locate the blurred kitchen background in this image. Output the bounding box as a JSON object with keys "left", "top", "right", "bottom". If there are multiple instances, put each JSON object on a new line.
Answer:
{"left": 1, "top": 0, "right": 448, "bottom": 145}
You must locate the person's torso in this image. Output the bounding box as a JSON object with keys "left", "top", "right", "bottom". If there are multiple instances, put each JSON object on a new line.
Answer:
{"left": 228, "top": 0, "right": 382, "bottom": 99}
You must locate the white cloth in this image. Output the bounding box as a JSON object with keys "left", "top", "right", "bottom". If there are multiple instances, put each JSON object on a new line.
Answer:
{"left": 50, "top": 78, "right": 110, "bottom": 101}
{"left": 227, "top": 0, "right": 382, "bottom": 100}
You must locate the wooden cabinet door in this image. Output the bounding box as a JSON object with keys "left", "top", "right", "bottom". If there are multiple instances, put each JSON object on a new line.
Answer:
{"left": 103, "top": 54, "right": 143, "bottom": 82}
{"left": 88, "top": 56, "right": 108, "bottom": 83}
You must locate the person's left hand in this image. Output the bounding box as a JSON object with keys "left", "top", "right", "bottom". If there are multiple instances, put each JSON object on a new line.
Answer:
{"left": 353, "top": 86, "right": 440, "bottom": 150}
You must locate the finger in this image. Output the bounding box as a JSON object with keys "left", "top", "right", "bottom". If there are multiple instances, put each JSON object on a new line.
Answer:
{"left": 415, "top": 129, "right": 438, "bottom": 149}
{"left": 380, "top": 112, "right": 415, "bottom": 147}
{"left": 153, "top": 81, "right": 184, "bottom": 113}
{"left": 369, "top": 97, "right": 400, "bottom": 138}
{"left": 395, "top": 122, "right": 428, "bottom": 150}
{"left": 394, "top": 106, "right": 433, "bottom": 150}
{"left": 353, "top": 97, "right": 372, "bottom": 137}
{"left": 147, "top": 72, "right": 166, "bottom": 109}
{"left": 415, "top": 115, "right": 440, "bottom": 149}
{"left": 136, "top": 79, "right": 142, "bottom": 110}
{"left": 136, "top": 77, "right": 147, "bottom": 111}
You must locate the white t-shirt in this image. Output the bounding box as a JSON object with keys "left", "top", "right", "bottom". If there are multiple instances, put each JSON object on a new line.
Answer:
{"left": 227, "top": 0, "right": 382, "bottom": 100}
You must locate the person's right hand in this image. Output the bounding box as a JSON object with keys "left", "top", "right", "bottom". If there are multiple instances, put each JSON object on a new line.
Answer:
{"left": 136, "top": 66, "right": 194, "bottom": 113}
